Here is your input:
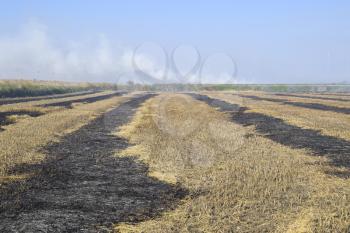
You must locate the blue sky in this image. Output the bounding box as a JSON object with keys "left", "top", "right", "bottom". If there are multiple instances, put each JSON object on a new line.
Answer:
{"left": 0, "top": 0, "right": 349, "bottom": 84}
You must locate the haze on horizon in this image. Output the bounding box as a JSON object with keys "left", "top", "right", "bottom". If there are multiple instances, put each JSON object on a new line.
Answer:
{"left": 0, "top": 1, "right": 349, "bottom": 84}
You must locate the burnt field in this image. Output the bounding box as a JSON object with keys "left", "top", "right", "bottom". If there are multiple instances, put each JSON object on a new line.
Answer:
{"left": 0, "top": 90, "right": 349, "bottom": 232}
{"left": 0, "top": 90, "right": 98, "bottom": 106}
{"left": 0, "top": 91, "right": 127, "bottom": 132}
{"left": 40, "top": 91, "right": 127, "bottom": 108}
{"left": 0, "top": 94, "right": 185, "bottom": 232}
{"left": 190, "top": 93, "right": 350, "bottom": 176}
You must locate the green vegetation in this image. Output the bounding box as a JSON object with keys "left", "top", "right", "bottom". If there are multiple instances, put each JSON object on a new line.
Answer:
{"left": 5, "top": 80, "right": 348, "bottom": 96}
{"left": 0, "top": 80, "right": 119, "bottom": 98}
{"left": 201, "top": 84, "right": 350, "bottom": 93}
{"left": 128, "top": 83, "right": 350, "bottom": 93}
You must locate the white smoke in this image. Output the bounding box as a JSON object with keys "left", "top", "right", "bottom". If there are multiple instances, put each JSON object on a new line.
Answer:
{"left": 0, "top": 21, "right": 137, "bottom": 83}
{"left": 0, "top": 21, "right": 249, "bottom": 84}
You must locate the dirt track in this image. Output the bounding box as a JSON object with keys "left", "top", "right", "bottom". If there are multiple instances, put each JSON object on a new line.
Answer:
{"left": 0, "top": 93, "right": 185, "bottom": 232}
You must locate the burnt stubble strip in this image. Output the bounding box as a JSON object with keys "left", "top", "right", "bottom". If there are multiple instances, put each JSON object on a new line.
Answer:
{"left": 188, "top": 93, "right": 350, "bottom": 177}
{"left": 274, "top": 93, "right": 350, "bottom": 102}
{"left": 0, "top": 91, "right": 98, "bottom": 106}
{"left": 0, "top": 93, "right": 186, "bottom": 233}
{"left": 0, "top": 110, "right": 44, "bottom": 131}
{"left": 236, "top": 94, "right": 350, "bottom": 115}
{"left": 40, "top": 91, "right": 127, "bottom": 109}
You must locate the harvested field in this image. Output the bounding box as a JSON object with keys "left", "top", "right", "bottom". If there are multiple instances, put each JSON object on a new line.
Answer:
{"left": 40, "top": 91, "right": 127, "bottom": 108}
{"left": 235, "top": 94, "right": 350, "bottom": 115}
{"left": 0, "top": 94, "right": 185, "bottom": 232}
{"left": 0, "top": 110, "right": 44, "bottom": 130}
{"left": 212, "top": 92, "right": 350, "bottom": 141}
{"left": 190, "top": 93, "right": 350, "bottom": 175}
{"left": 0, "top": 91, "right": 349, "bottom": 233}
{"left": 0, "top": 91, "right": 135, "bottom": 177}
{"left": 0, "top": 91, "right": 98, "bottom": 106}
{"left": 2, "top": 2, "right": 349, "bottom": 232}
{"left": 319, "top": 93, "right": 350, "bottom": 97}
{"left": 273, "top": 93, "right": 350, "bottom": 102}
{"left": 0, "top": 91, "right": 127, "bottom": 133}
{"left": 113, "top": 93, "right": 349, "bottom": 232}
